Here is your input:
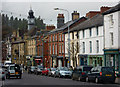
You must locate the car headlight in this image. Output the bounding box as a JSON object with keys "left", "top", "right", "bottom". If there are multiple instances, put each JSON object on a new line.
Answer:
{"left": 61, "top": 72, "right": 65, "bottom": 74}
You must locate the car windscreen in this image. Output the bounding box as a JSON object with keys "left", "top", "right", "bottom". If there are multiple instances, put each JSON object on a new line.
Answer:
{"left": 60, "top": 67, "right": 68, "bottom": 71}
{"left": 5, "top": 63, "right": 11, "bottom": 65}
{"left": 83, "top": 67, "right": 92, "bottom": 71}
{"left": 38, "top": 65, "right": 43, "bottom": 68}
{"left": 51, "top": 68, "right": 56, "bottom": 71}
{"left": 10, "top": 66, "right": 15, "bottom": 70}
{"left": 31, "top": 66, "right": 35, "bottom": 69}
{"left": 102, "top": 67, "right": 114, "bottom": 72}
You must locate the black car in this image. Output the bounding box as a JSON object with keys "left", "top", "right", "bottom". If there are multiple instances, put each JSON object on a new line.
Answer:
{"left": 6, "top": 64, "right": 22, "bottom": 79}
{"left": 28, "top": 66, "right": 36, "bottom": 74}
{"left": 72, "top": 65, "right": 93, "bottom": 81}
{"left": 86, "top": 66, "right": 116, "bottom": 83}
{"left": 34, "top": 65, "right": 43, "bottom": 75}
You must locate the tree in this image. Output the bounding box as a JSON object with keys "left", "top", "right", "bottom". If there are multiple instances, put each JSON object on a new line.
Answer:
{"left": 67, "top": 40, "right": 80, "bottom": 68}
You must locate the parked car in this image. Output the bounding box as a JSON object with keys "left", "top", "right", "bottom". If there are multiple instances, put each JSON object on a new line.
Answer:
{"left": 48, "top": 68, "right": 56, "bottom": 76}
{"left": 72, "top": 65, "right": 93, "bottom": 81}
{"left": 34, "top": 65, "right": 43, "bottom": 75}
{"left": 86, "top": 66, "right": 116, "bottom": 83}
{"left": 0, "top": 67, "right": 5, "bottom": 80}
{"left": 28, "top": 66, "right": 36, "bottom": 74}
{"left": 6, "top": 64, "right": 22, "bottom": 79}
{"left": 54, "top": 67, "right": 72, "bottom": 78}
{"left": 42, "top": 68, "right": 50, "bottom": 75}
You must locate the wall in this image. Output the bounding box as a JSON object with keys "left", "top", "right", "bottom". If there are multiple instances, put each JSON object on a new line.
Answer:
{"left": 79, "top": 26, "right": 104, "bottom": 55}
{"left": 104, "top": 11, "right": 119, "bottom": 49}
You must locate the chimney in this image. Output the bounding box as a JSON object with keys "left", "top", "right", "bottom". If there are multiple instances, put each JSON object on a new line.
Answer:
{"left": 46, "top": 25, "right": 55, "bottom": 31}
{"left": 72, "top": 11, "right": 80, "bottom": 20}
{"left": 57, "top": 14, "right": 64, "bottom": 28}
{"left": 86, "top": 11, "right": 100, "bottom": 18}
{"left": 100, "top": 6, "right": 111, "bottom": 13}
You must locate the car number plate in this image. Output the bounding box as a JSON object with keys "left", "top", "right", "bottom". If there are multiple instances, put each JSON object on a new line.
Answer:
{"left": 10, "top": 73, "right": 15, "bottom": 75}
{"left": 106, "top": 74, "right": 112, "bottom": 76}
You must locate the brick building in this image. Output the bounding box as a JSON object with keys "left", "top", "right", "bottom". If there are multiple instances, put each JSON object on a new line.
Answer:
{"left": 48, "top": 11, "right": 87, "bottom": 68}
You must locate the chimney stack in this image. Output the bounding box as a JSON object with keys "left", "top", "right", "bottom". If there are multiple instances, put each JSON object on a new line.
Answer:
{"left": 57, "top": 14, "right": 64, "bottom": 28}
{"left": 72, "top": 11, "right": 80, "bottom": 20}
{"left": 46, "top": 25, "right": 55, "bottom": 31}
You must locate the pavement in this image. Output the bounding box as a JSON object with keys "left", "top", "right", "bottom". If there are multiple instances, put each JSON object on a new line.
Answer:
{"left": 0, "top": 71, "right": 120, "bottom": 87}
{"left": 115, "top": 77, "right": 120, "bottom": 84}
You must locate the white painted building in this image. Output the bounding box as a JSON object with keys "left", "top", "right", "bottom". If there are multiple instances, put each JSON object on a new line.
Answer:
{"left": 65, "top": 31, "right": 79, "bottom": 67}
{"left": 103, "top": 3, "right": 120, "bottom": 72}
{"left": 69, "top": 14, "right": 104, "bottom": 67}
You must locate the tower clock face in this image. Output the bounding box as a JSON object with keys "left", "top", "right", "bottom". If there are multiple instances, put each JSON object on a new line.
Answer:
{"left": 29, "top": 19, "right": 34, "bottom": 24}
{"left": 31, "top": 19, "right": 34, "bottom": 23}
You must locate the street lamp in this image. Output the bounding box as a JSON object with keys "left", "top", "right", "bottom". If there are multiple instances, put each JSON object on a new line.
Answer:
{"left": 54, "top": 8, "right": 70, "bottom": 68}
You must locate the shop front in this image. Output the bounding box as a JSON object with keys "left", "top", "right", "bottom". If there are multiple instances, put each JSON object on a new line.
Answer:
{"left": 104, "top": 49, "right": 120, "bottom": 77}
{"left": 33, "top": 56, "right": 42, "bottom": 66}
{"left": 51, "top": 55, "right": 57, "bottom": 68}
{"left": 78, "top": 54, "right": 88, "bottom": 66}
{"left": 88, "top": 55, "right": 104, "bottom": 67}
{"left": 57, "top": 56, "right": 63, "bottom": 67}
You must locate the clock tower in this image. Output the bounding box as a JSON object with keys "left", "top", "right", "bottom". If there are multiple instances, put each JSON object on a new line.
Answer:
{"left": 28, "top": 8, "right": 35, "bottom": 30}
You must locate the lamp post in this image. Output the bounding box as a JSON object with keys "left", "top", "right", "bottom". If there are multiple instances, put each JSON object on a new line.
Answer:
{"left": 54, "top": 8, "right": 70, "bottom": 68}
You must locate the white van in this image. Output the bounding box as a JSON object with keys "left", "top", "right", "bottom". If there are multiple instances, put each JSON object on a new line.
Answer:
{"left": 4, "top": 61, "right": 12, "bottom": 67}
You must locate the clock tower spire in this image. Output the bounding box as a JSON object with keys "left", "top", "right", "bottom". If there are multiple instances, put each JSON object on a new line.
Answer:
{"left": 28, "top": 7, "right": 35, "bottom": 30}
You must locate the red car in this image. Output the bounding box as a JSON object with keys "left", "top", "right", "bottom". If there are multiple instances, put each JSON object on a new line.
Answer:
{"left": 42, "top": 68, "right": 50, "bottom": 75}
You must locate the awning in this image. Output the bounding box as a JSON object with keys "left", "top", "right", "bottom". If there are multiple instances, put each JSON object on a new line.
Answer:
{"left": 51, "top": 55, "right": 57, "bottom": 58}
{"left": 78, "top": 54, "right": 88, "bottom": 58}
{"left": 33, "top": 56, "right": 42, "bottom": 58}
{"left": 35, "top": 59, "right": 41, "bottom": 60}
{"left": 57, "top": 56, "right": 63, "bottom": 59}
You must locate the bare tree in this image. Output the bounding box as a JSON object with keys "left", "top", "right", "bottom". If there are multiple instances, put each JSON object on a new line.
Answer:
{"left": 67, "top": 41, "right": 80, "bottom": 68}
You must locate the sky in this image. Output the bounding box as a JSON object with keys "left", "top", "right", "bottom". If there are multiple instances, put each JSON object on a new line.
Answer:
{"left": 1, "top": 0, "right": 119, "bottom": 27}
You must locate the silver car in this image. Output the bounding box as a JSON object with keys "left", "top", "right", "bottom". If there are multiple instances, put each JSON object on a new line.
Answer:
{"left": 0, "top": 68, "right": 5, "bottom": 80}
{"left": 48, "top": 68, "right": 56, "bottom": 76}
{"left": 54, "top": 67, "right": 72, "bottom": 78}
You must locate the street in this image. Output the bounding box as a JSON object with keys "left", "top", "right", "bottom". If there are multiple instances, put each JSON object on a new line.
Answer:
{"left": 0, "top": 71, "right": 119, "bottom": 87}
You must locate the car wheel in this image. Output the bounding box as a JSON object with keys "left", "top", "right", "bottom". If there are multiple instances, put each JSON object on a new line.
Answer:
{"left": 78, "top": 76, "right": 81, "bottom": 81}
{"left": 54, "top": 75, "right": 56, "bottom": 78}
{"left": 37, "top": 72, "right": 38, "bottom": 75}
{"left": 72, "top": 76, "right": 74, "bottom": 80}
{"left": 2, "top": 77, "right": 5, "bottom": 80}
{"left": 59, "top": 74, "right": 61, "bottom": 78}
{"left": 19, "top": 76, "right": 21, "bottom": 79}
{"left": 86, "top": 77, "right": 89, "bottom": 82}
{"left": 95, "top": 77, "right": 99, "bottom": 83}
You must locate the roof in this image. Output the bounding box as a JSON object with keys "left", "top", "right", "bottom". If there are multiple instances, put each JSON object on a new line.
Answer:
{"left": 48, "top": 17, "right": 87, "bottom": 34}
{"left": 68, "top": 14, "right": 103, "bottom": 32}
{"left": 103, "top": 3, "right": 120, "bottom": 15}
{"left": 27, "top": 28, "right": 40, "bottom": 36}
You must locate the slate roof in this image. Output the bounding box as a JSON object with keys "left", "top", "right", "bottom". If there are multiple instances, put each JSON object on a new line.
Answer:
{"left": 103, "top": 3, "right": 120, "bottom": 15}
{"left": 68, "top": 14, "right": 103, "bottom": 32}
{"left": 48, "top": 17, "right": 87, "bottom": 34}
